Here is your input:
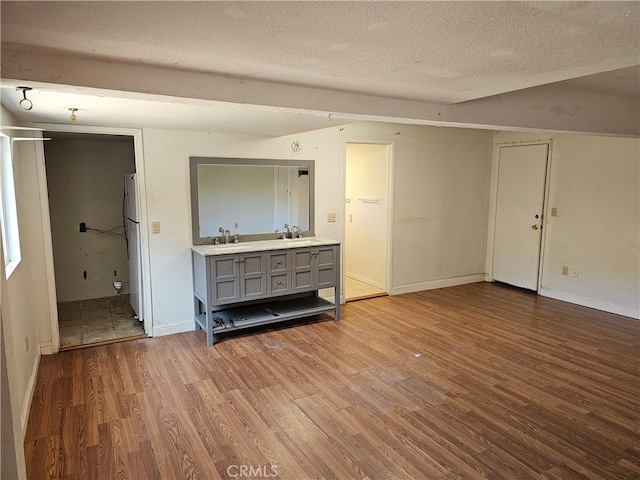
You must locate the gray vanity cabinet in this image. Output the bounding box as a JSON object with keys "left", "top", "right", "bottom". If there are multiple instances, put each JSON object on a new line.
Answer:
{"left": 292, "top": 246, "right": 338, "bottom": 291}
{"left": 267, "top": 251, "right": 290, "bottom": 295}
{"left": 192, "top": 240, "right": 340, "bottom": 346}
{"left": 210, "top": 252, "right": 266, "bottom": 303}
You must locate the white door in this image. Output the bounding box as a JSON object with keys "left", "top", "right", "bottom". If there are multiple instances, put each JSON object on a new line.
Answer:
{"left": 493, "top": 143, "right": 549, "bottom": 290}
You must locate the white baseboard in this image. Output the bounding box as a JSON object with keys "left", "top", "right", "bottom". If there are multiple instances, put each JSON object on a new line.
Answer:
{"left": 539, "top": 287, "right": 640, "bottom": 320}
{"left": 152, "top": 321, "right": 194, "bottom": 337}
{"left": 39, "top": 341, "right": 55, "bottom": 355}
{"left": 21, "top": 347, "right": 41, "bottom": 438}
{"left": 390, "top": 274, "right": 486, "bottom": 296}
{"left": 345, "top": 272, "right": 384, "bottom": 290}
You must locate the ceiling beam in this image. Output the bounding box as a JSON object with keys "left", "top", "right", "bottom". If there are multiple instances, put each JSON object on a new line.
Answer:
{"left": 2, "top": 46, "right": 638, "bottom": 137}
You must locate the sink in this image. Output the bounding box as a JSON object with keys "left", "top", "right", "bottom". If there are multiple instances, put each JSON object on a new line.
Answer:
{"left": 211, "top": 244, "right": 253, "bottom": 253}
{"left": 281, "top": 238, "right": 313, "bottom": 246}
{"left": 200, "top": 236, "right": 330, "bottom": 255}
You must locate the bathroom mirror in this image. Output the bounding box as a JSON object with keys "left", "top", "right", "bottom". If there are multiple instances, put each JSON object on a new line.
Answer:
{"left": 190, "top": 157, "right": 315, "bottom": 245}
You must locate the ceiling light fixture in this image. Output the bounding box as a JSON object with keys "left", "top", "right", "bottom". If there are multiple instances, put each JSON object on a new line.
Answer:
{"left": 68, "top": 108, "right": 78, "bottom": 123}
{"left": 16, "top": 86, "right": 33, "bottom": 110}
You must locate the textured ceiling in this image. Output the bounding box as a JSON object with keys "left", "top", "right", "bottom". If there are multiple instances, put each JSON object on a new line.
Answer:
{"left": 1, "top": 1, "right": 639, "bottom": 135}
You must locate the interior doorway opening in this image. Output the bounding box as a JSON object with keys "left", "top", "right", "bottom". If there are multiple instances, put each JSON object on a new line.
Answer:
{"left": 43, "top": 132, "right": 146, "bottom": 349}
{"left": 344, "top": 143, "right": 391, "bottom": 301}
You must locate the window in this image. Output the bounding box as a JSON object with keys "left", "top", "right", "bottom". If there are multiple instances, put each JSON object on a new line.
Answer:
{"left": 0, "top": 133, "right": 21, "bottom": 278}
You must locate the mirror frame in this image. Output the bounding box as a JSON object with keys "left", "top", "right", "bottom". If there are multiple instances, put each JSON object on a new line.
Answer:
{"left": 190, "top": 156, "right": 315, "bottom": 245}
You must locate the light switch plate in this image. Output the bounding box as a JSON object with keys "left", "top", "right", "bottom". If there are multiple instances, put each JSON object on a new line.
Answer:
{"left": 152, "top": 221, "right": 161, "bottom": 234}
{"left": 327, "top": 213, "right": 336, "bottom": 222}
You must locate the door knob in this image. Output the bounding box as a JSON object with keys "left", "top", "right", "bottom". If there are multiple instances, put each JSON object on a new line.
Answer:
{"left": 531, "top": 224, "right": 539, "bottom": 230}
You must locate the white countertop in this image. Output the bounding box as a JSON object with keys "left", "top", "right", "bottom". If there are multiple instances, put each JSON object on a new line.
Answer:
{"left": 192, "top": 236, "right": 340, "bottom": 256}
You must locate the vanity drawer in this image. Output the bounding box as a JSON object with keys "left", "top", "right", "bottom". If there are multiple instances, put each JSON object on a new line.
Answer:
{"left": 268, "top": 273, "right": 290, "bottom": 294}
{"left": 268, "top": 251, "right": 289, "bottom": 274}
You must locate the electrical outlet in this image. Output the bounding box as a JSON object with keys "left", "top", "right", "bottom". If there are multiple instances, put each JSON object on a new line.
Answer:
{"left": 79, "top": 222, "right": 86, "bottom": 232}
{"left": 571, "top": 267, "right": 579, "bottom": 278}
{"left": 152, "top": 221, "right": 161, "bottom": 234}
{"left": 561, "top": 266, "right": 568, "bottom": 276}
{"left": 551, "top": 207, "right": 558, "bottom": 217}
{"left": 327, "top": 213, "right": 336, "bottom": 223}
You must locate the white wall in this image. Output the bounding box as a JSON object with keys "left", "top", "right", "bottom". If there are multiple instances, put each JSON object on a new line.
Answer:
{"left": 141, "top": 129, "right": 303, "bottom": 336}
{"left": 0, "top": 105, "right": 51, "bottom": 478}
{"left": 276, "top": 123, "right": 494, "bottom": 295}
{"left": 141, "top": 123, "right": 493, "bottom": 335}
{"left": 490, "top": 132, "right": 640, "bottom": 318}
{"left": 45, "top": 137, "right": 135, "bottom": 301}
{"left": 1, "top": 299, "right": 21, "bottom": 479}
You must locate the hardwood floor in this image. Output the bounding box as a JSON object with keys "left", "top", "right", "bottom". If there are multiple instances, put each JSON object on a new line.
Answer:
{"left": 24, "top": 282, "right": 640, "bottom": 479}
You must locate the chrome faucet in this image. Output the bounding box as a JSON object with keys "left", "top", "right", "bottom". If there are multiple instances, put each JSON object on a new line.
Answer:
{"left": 292, "top": 225, "right": 302, "bottom": 238}
{"left": 219, "top": 227, "right": 232, "bottom": 244}
{"left": 276, "top": 224, "right": 293, "bottom": 240}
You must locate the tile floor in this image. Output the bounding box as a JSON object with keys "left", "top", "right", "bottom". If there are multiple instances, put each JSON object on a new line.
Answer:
{"left": 57, "top": 294, "right": 146, "bottom": 349}
{"left": 344, "top": 276, "right": 387, "bottom": 301}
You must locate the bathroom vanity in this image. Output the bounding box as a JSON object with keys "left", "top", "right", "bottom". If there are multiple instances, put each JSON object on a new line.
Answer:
{"left": 191, "top": 237, "right": 340, "bottom": 346}
{"left": 189, "top": 156, "right": 339, "bottom": 346}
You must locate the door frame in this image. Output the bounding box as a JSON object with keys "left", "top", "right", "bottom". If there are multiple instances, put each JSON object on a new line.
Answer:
{"left": 33, "top": 123, "right": 152, "bottom": 354}
{"left": 486, "top": 140, "right": 553, "bottom": 292}
{"left": 342, "top": 141, "right": 395, "bottom": 298}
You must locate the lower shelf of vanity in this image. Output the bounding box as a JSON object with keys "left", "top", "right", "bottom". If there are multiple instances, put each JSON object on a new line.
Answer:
{"left": 195, "top": 295, "right": 337, "bottom": 336}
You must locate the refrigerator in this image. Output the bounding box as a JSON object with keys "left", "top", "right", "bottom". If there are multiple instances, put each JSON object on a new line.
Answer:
{"left": 124, "top": 174, "right": 144, "bottom": 322}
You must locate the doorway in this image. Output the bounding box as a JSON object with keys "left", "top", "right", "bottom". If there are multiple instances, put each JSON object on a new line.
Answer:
{"left": 44, "top": 132, "right": 146, "bottom": 348}
{"left": 344, "top": 143, "right": 391, "bottom": 301}
{"left": 493, "top": 143, "right": 550, "bottom": 291}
